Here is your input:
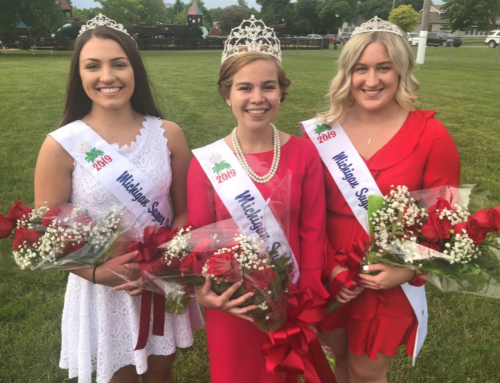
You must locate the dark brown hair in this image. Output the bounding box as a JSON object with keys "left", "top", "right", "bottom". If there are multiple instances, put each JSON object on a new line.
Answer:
{"left": 60, "top": 26, "right": 162, "bottom": 127}
{"left": 217, "top": 53, "right": 292, "bottom": 103}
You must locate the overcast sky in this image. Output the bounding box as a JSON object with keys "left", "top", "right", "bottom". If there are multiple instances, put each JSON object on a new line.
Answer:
{"left": 71, "top": 0, "right": 261, "bottom": 11}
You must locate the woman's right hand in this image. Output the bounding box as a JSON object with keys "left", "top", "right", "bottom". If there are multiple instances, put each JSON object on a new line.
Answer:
{"left": 329, "top": 264, "right": 364, "bottom": 304}
{"left": 94, "top": 251, "right": 141, "bottom": 287}
{"left": 194, "top": 277, "right": 257, "bottom": 322}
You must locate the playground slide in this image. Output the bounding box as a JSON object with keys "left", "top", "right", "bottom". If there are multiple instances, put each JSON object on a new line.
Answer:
{"left": 57, "top": 23, "right": 79, "bottom": 41}
{"left": 198, "top": 26, "right": 209, "bottom": 39}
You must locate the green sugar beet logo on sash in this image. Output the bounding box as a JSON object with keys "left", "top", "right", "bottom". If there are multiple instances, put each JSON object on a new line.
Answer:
{"left": 85, "top": 148, "right": 105, "bottom": 163}
{"left": 314, "top": 123, "right": 336, "bottom": 144}
{"left": 208, "top": 152, "right": 237, "bottom": 184}
{"left": 78, "top": 141, "right": 114, "bottom": 172}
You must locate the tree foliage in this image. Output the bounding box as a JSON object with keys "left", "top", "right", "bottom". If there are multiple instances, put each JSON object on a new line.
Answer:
{"left": 140, "top": 0, "right": 168, "bottom": 24}
{"left": 218, "top": 6, "right": 251, "bottom": 35}
{"left": 96, "top": 0, "right": 142, "bottom": 29}
{"left": 0, "top": 0, "right": 63, "bottom": 34}
{"left": 442, "top": 0, "right": 500, "bottom": 32}
{"left": 389, "top": 4, "right": 419, "bottom": 32}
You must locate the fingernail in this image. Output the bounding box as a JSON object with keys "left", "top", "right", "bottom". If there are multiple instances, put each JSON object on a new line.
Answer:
{"left": 363, "top": 265, "right": 370, "bottom": 271}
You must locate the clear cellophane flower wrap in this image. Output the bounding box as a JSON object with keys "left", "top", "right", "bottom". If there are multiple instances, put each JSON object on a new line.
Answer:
{"left": 363, "top": 185, "right": 500, "bottom": 298}
{"left": 0, "top": 200, "right": 130, "bottom": 272}
{"left": 142, "top": 175, "right": 296, "bottom": 331}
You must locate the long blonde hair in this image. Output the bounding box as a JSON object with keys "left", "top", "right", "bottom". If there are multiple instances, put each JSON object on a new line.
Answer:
{"left": 320, "top": 30, "right": 420, "bottom": 124}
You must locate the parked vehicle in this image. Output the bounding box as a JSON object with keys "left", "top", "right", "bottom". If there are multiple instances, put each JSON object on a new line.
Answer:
{"left": 306, "top": 34, "right": 323, "bottom": 39}
{"left": 324, "top": 34, "right": 341, "bottom": 44}
{"left": 338, "top": 32, "right": 352, "bottom": 44}
{"left": 426, "top": 32, "right": 462, "bottom": 47}
{"left": 407, "top": 32, "right": 420, "bottom": 46}
{"left": 485, "top": 30, "right": 500, "bottom": 48}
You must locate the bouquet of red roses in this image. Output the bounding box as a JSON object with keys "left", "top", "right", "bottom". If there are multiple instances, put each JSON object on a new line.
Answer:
{"left": 141, "top": 219, "right": 293, "bottom": 331}
{"left": 365, "top": 185, "right": 500, "bottom": 290}
{"left": 0, "top": 200, "right": 127, "bottom": 271}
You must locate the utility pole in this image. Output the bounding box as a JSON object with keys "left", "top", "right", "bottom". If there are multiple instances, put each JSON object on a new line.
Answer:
{"left": 416, "top": 0, "right": 431, "bottom": 64}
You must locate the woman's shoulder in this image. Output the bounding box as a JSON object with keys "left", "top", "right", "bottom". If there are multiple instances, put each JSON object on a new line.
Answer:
{"left": 409, "top": 109, "right": 449, "bottom": 136}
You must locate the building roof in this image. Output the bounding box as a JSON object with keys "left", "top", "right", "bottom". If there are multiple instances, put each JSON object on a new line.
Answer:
{"left": 418, "top": 5, "right": 448, "bottom": 24}
{"left": 188, "top": 2, "right": 202, "bottom": 15}
{"left": 58, "top": 0, "right": 72, "bottom": 11}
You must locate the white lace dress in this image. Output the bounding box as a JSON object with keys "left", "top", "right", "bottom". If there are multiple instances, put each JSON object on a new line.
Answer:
{"left": 56, "top": 116, "right": 204, "bottom": 383}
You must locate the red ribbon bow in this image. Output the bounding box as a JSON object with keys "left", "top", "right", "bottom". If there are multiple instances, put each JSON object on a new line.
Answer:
{"left": 128, "top": 225, "right": 169, "bottom": 350}
{"left": 325, "top": 241, "right": 367, "bottom": 306}
{"left": 262, "top": 284, "right": 337, "bottom": 383}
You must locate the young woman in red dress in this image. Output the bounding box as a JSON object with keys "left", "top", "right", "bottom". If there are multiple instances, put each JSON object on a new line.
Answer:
{"left": 186, "top": 17, "right": 327, "bottom": 383}
{"left": 305, "top": 18, "right": 460, "bottom": 383}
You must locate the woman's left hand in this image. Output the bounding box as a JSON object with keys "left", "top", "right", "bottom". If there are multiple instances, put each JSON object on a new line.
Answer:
{"left": 111, "top": 262, "right": 143, "bottom": 296}
{"left": 358, "top": 264, "right": 416, "bottom": 290}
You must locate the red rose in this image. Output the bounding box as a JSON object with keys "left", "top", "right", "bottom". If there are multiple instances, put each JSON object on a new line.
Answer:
{"left": 58, "top": 233, "right": 86, "bottom": 256}
{"left": 164, "top": 254, "right": 182, "bottom": 270}
{"left": 205, "top": 252, "right": 240, "bottom": 281}
{"left": 421, "top": 213, "right": 452, "bottom": 244}
{"left": 73, "top": 214, "right": 94, "bottom": 228}
{"left": 488, "top": 207, "right": 500, "bottom": 231}
{"left": 249, "top": 265, "right": 276, "bottom": 289}
{"left": 465, "top": 217, "right": 489, "bottom": 245}
{"left": 41, "top": 205, "right": 77, "bottom": 227}
{"left": 0, "top": 214, "right": 14, "bottom": 238}
{"left": 427, "top": 197, "right": 452, "bottom": 215}
{"left": 453, "top": 222, "right": 468, "bottom": 236}
{"left": 41, "top": 206, "right": 64, "bottom": 226}
{"left": 180, "top": 252, "right": 209, "bottom": 275}
{"left": 12, "top": 228, "right": 41, "bottom": 250}
{"left": 7, "top": 200, "right": 32, "bottom": 223}
{"left": 470, "top": 209, "right": 494, "bottom": 230}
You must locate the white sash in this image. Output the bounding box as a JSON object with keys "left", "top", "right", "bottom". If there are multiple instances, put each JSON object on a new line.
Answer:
{"left": 192, "top": 139, "right": 299, "bottom": 284}
{"left": 301, "top": 118, "right": 427, "bottom": 364}
{"left": 50, "top": 120, "right": 173, "bottom": 229}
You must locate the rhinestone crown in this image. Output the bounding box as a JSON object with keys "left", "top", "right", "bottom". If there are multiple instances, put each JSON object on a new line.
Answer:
{"left": 351, "top": 16, "right": 405, "bottom": 38}
{"left": 222, "top": 15, "right": 281, "bottom": 64}
{"left": 78, "top": 13, "right": 129, "bottom": 38}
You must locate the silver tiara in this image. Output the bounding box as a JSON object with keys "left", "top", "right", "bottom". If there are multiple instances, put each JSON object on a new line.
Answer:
{"left": 352, "top": 16, "right": 405, "bottom": 38}
{"left": 78, "top": 13, "right": 129, "bottom": 38}
{"left": 222, "top": 15, "right": 281, "bottom": 64}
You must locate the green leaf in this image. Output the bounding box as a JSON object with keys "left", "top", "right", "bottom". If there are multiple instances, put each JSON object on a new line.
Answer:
{"left": 368, "top": 195, "right": 386, "bottom": 235}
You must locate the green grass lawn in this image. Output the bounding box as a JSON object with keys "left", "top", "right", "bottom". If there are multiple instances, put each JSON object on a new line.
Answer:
{"left": 1, "top": 46, "right": 500, "bottom": 383}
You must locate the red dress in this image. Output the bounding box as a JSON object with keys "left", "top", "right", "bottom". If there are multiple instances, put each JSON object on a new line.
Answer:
{"left": 187, "top": 136, "right": 328, "bottom": 383}
{"left": 319, "top": 110, "right": 460, "bottom": 360}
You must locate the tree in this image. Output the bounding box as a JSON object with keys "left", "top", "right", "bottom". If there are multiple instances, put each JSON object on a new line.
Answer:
{"left": 0, "top": 0, "right": 63, "bottom": 34}
{"left": 257, "top": 0, "right": 290, "bottom": 24}
{"left": 174, "top": 10, "right": 188, "bottom": 24}
{"left": 97, "top": 0, "right": 142, "bottom": 29}
{"left": 140, "top": 0, "right": 168, "bottom": 24}
{"left": 442, "top": 0, "right": 500, "bottom": 32}
{"left": 319, "top": 0, "right": 354, "bottom": 34}
{"left": 389, "top": 4, "right": 419, "bottom": 32}
{"left": 295, "top": 0, "right": 320, "bottom": 33}
{"left": 357, "top": 0, "right": 393, "bottom": 21}
{"left": 72, "top": 7, "right": 103, "bottom": 21}
{"left": 218, "top": 6, "right": 251, "bottom": 35}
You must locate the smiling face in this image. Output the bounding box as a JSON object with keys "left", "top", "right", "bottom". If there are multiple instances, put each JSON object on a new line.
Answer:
{"left": 79, "top": 38, "right": 135, "bottom": 112}
{"left": 350, "top": 41, "right": 400, "bottom": 113}
{"left": 225, "top": 59, "right": 282, "bottom": 132}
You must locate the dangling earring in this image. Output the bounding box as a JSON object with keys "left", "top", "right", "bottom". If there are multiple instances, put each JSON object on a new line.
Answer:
{"left": 228, "top": 103, "right": 232, "bottom": 106}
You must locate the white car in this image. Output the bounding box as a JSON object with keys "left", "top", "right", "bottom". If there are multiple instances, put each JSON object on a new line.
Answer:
{"left": 306, "top": 34, "right": 323, "bottom": 39}
{"left": 407, "top": 33, "right": 420, "bottom": 46}
{"left": 485, "top": 30, "right": 500, "bottom": 48}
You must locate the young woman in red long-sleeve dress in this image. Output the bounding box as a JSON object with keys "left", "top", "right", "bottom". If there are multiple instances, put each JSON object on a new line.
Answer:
{"left": 302, "top": 18, "right": 460, "bottom": 383}
{"left": 186, "top": 17, "right": 328, "bottom": 383}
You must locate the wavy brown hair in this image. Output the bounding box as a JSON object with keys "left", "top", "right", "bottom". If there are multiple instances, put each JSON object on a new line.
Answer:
{"left": 60, "top": 26, "right": 162, "bottom": 127}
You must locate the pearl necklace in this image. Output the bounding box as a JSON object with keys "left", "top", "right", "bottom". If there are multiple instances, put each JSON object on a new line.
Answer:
{"left": 231, "top": 124, "right": 280, "bottom": 184}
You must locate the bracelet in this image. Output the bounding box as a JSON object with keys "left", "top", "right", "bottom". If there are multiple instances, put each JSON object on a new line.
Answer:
{"left": 92, "top": 264, "right": 100, "bottom": 284}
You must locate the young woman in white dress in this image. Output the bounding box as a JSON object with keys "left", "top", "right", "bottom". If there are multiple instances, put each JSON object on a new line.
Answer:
{"left": 34, "top": 19, "right": 203, "bottom": 383}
